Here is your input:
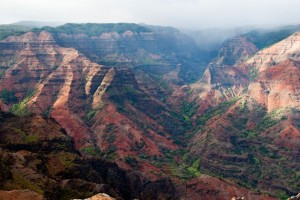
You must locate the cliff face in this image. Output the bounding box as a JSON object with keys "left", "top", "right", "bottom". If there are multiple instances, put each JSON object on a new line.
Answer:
{"left": 0, "top": 112, "right": 178, "bottom": 200}
{"left": 186, "top": 31, "right": 300, "bottom": 197}
{"left": 0, "top": 30, "right": 183, "bottom": 174}
{"left": 188, "top": 35, "right": 255, "bottom": 114}
{"left": 1, "top": 24, "right": 299, "bottom": 199}
{"left": 189, "top": 31, "right": 300, "bottom": 115}
{"left": 216, "top": 35, "right": 258, "bottom": 66}
{"left": 0, "top": 31, "right": 104, "bottom": 149}
{"left": 247, "top": 32, "right": 300, "bottom": 111}
{"left": 44, "top": 23, "right": 206, "bottom": 84}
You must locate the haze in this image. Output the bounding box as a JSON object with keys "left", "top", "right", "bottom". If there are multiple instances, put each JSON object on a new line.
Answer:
{"left": 1, "top": 0, "right": 300, "bottom": 29}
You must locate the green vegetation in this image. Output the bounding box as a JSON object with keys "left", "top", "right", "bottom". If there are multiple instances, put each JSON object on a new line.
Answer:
{"left": 124, "top": 156, "right": 140, "bottom": 169}
{"left": 187, "top": 158, "right": 201, "bottom": 177}
{"left": 242, "top": 108, "right": 285, "bottom": 139}
{"left": 11, "top": 172, "right": 43, "bottom": 194}
{"left": 10, "top": 127, "right": 38, "bottom": 144}
{"left": 102, "top": 124, "right": 117, "bottom": 143}
{"left": 239, "top": 98, "right": 247, "bottom": 112}
{"left": 249, "top": 67, "right": 258, "bottom": 81}
{"left": 37, "top": 23, "right": 151, "bottom": 37}
{"left": 197, "top": 96, "right": 241, "bottom": 125}
{"left": 11, "top": 90, "right": 36, "bottom": 116}
{"left": 103, "top": 150, "right": 117, "bottom": 161}
{"left": 0, "top": 89, "right": 18, "bottom": 104}
{"left": 80, "top": 146, "right": 101, "bottom": 156}
{"left": 57, "top": 152, "right": 76, "bottom": 168}
{"left": 0, "top": 25, "right": 32, "bottom": 40}
{"left": 276, "top": 191, "right": 289, "bottom": 200}
{"left": 106, "top": 84, "right": 143, "bottom": 102}
{"left": 247, "top": 26, "right": 300, "bottom": 49}
{"left": 181, "top": 100, "right": 198, "bottom": 122}
{"left": 86, "top": 109, "right": 96, "bottom": 120}
{"left": 41, "top": 106, "right": 52, "bottom": 118}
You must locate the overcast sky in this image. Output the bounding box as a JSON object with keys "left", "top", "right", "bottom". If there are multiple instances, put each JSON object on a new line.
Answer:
{"left": 1, "top": 0, "right": 300, "bottom": 29}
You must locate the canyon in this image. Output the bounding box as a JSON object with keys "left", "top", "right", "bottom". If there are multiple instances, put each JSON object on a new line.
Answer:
{"left": 0, "top": 23, "right": 299, "bottom": 199}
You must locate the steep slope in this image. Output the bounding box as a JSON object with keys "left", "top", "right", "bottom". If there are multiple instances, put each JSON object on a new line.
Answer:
{"left": 0, "top": 31, "right": 101, "bottom": 150}
{"left": 0, "top": 30, "right": 186, "bottom": 176}
{"left": 0, "top": 112, "right": 178, "bottom": 200}
{"left": 0, "top": 24, "right": 283, "bottom": 200}
{"left": 39, "top": 23, "right": 207, "bottom": 84}
{"left": 187, "top": 25, "right": 300, "bottom": 116}
{"left": 187, "top": 35, "right": 257, "bottom": 115}
{"left": 185, "top": 31, "right": 300, "bottom": 198}
{"left": 246, "top": 32, "right": 300, "bottom": 111}
{"left": 0, "top": 110, "right": 278, "bottom": 199}
{"left": 0, "top": 24, "right": 32, "bottom": 41}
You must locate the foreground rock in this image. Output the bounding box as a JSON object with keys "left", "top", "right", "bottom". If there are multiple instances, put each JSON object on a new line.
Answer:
{"left": 289, "top": 193, "right": 300, "bottom": 200}
{"left": 73, "top": 193, "right": 116, "bottom": 200}
{"left": 0, "top": 190, "right": 42, "bottom": 200}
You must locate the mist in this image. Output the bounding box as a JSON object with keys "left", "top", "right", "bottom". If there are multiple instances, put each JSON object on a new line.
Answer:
{"left": 1, "top": 0, "right": 300, "bottom": 29}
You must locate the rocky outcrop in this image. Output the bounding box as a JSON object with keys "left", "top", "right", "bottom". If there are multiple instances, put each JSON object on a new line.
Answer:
{"left": 246, "top": 32, "right": 300, "bottom": 111}
{"left": 72, "top": 193, "right": 116, "bottom": 200}
{"left": 216, "top": 35, "right": 258, "bottom": 66}
{"left": 0, "top": 190, "right": 43, "bottom": 200}
{"left": 289, "top": 193, "right": 300, "bottom": 200}
{"left": 188, "top": 35, "right": 255, "bottom": 114}
{"left": 247, "top": 32, "right": 300, "bottom": 72}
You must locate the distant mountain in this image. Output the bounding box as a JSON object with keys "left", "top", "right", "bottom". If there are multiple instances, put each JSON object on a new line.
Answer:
{"left": 35, "top": 23, "right": 207, "bottom": 83}
{"left": 13, "top": 20, "right": 65, "bottom": 27}
{"left": 245, "top": 24, "right": 300, "bottom": 49}
{"left": 184, "top": 25, "right": 258, "bottom": 51}
{"left": 0, "top": 24, "right": 32, "bottom": 40}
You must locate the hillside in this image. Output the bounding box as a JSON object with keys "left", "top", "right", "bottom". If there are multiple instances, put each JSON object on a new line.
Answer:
{"left": 184, "top": 30, "right": 300, "bottom": 199}
{"left": 0, "top": 23, "right": 299, "bottom": 199}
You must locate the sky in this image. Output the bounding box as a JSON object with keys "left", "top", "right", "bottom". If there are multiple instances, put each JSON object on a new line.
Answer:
{"left": 1, "top": 0, "right": 300, "bottom": 29}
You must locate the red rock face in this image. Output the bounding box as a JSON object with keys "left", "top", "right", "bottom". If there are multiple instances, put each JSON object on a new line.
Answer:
{"left": 186, "top": 31, "right": 300, "bottom": 197}
{"left": 248, "top": 58, "right": 300, "bottom": 111}
{"left": 188, "top": 35, "right": 255, "bottom": 115}
{"left": 190, "top": 65, "right": 248, "bottom": 114}
{"left": 0, "top": 100, "right": 9, "bottom": 112}
{"left": 0, "top": 32, "right": 60, "bottom": 98}
{"left": 216, "top": 35, "right": 258, "bottom": 66}
{"left": 0, "top": 31, "right": 179, "bottom": 169}
{"left": 246, "top": 32, "right": 300, "bottom": 111}
{"left": 1, "top": 27, "right": 300, "bottom": 199}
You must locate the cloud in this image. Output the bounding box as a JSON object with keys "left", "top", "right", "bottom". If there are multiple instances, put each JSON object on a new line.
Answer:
{"left": 0, "top": 0, "right": 299, "bottom": 29}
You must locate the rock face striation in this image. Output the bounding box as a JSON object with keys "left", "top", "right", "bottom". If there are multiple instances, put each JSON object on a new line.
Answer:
{"left": 0, "top": 30, "right": 181, "bottom": 166}
{"left": 0, "top": 111, "right": 178, "bottom": 200}
{"left": 247, "top": 32, "right": 300, "bottom": 111}
{"left": 186, "top": 31, "right": 300, "bottom": 197}
{"left": 0, "top": 23, "right": 299, "bottom": 199}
